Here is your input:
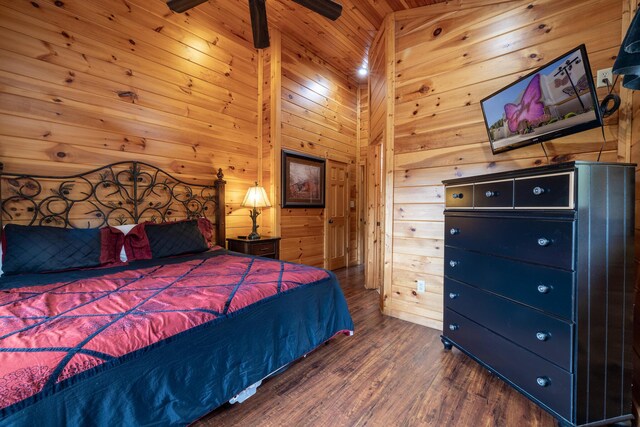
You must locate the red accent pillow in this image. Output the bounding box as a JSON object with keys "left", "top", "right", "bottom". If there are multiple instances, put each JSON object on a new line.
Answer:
{"left": 99, "top": 227, "right": 125, "bottom": 265}
{"left": 123, "top": 223, "right": 153, "bottom": 262}
{"left": 197, "top": 217, "right": 215, "bottom": 247}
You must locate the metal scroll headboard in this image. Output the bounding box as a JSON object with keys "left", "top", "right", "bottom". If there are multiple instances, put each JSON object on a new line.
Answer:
{"left": 0, "top": 161, "right": 226, "bottom": 246}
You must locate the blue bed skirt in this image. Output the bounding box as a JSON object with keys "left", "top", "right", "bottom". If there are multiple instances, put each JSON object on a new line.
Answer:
{"left": 1, "top": 269, "right": 353, "bottom": 426}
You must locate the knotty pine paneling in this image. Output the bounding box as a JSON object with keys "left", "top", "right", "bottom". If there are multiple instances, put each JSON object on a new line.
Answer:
{"left": 359, "top": 85, "right": 370, "bottom": 159}
{"left": 259, "top": 46, "right": 274, "bottom": 239}
{"left": 387, "top": 0, "right": 627, "bottom": 330}
{"left": 350, "top": 85, "right": 368, "bottom": 266}
{"left": 364, "top": 24, "right": 387, "bottom": 291}
{"left": 369, "top": 29, "right": 387, "bottom": 148}
{"left": 0, "top": 0, "right": 259, "bottom": 237}
{"left": 279, "top": 35, "right": 359, "bottom": 268}
{"left": 358, "top": 85, "right": 368, "bottom": 267}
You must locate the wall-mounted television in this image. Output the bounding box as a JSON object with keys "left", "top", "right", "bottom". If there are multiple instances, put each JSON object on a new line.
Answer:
{"left": 480, "top": 44, "right": 603, "bottom": 154}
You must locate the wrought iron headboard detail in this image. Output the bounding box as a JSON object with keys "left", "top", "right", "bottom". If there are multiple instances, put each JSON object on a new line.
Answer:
{"left": 0, "top": 161, "right": 226, "bottom": 246}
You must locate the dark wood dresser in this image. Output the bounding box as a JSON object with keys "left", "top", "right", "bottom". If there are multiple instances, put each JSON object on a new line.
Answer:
{"left": 441, "top": 161, "right": 635, "bottom": 427}
{"left": 226, "top": 237, "right": 280, "bottom": 259}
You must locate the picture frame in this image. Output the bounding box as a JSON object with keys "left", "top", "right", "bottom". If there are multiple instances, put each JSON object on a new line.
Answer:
{"left": 281, "top": 150, "right": 325, "bottom": 208}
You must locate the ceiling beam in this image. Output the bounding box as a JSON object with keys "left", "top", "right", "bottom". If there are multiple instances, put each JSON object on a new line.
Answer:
{"left": 291, "top": 0, "right": 343, "bottom": 21}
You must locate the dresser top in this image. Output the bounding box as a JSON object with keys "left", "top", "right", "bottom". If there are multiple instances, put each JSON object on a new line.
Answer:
{"left": 442, "top": 161, "right": 635, "bottom": 185}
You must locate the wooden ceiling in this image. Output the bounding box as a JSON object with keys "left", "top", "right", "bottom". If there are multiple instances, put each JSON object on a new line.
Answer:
{"left": 186, "top": 0, "right": 445, "bottom": 79}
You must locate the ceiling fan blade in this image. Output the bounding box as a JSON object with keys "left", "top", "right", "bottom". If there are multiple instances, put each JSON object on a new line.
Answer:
{"left": 248, "top": 0, "right": 270, "bottom": 49}
{"left": 167, "top": 0, "right": 208, "bottom": 13}
{"left": 291, "top": 0, "right": 342, "bottom": 21}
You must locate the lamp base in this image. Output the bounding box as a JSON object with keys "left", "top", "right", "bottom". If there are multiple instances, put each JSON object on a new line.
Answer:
{"left": 248, "top": 207, "right": 261, "bottom": 240}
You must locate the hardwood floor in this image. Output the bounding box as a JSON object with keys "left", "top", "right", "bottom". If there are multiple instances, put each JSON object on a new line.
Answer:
{"left": 195, "top": 265, "right": 557, "bottom": 427}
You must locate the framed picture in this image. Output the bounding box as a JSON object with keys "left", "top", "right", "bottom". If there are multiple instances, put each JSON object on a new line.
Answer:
{"left": 281, "top": 150, "right": 325, "bottom": 208}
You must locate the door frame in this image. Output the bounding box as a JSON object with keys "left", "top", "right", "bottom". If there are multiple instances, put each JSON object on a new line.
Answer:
{"left": 365, "top": 141, "right": 384, "bottom": 292}
{"left": 356, "top": 163, "right": 365, "bottom": 266}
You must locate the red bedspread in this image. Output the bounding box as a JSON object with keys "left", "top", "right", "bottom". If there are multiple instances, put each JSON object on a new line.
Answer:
{"left": 0, "top": 252, "right": 329, "bottom": 410}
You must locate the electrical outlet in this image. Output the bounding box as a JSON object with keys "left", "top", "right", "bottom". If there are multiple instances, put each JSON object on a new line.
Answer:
{"left": 596, "top": 68, "right": 613, "bottom": 88}
{"left": 416, "top": 280, "right": 426, "bottom": 293}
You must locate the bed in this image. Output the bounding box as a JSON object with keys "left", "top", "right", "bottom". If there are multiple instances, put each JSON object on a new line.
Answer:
{"left": 0, "top": 162, "right": 354, "bottom": 426}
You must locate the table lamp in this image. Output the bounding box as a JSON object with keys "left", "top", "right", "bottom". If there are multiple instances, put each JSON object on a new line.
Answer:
{"left": 241, "top": 182, "right": 271, "bottom": 240}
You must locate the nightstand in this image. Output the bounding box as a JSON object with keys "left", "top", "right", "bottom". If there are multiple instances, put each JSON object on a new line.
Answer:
{"left": 226, "top": 237, "right": 281, "bottom": 259}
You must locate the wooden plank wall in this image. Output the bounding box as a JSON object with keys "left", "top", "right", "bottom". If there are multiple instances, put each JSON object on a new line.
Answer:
{"left": 387, "top": 0, "right": 625, "bottom": 329}
{"left": 369, "top": 27, "right": 387, "bottom": 149}
{"left": 359, "top": 86, "right": 370, "bottom": 161}
{"left": 365, "top": 26, "right": 387, "bottom": 290}
{"left": 259, "top": 43, "right": 274, "bottom": 239}
{"left": 277, "top": 35, "right": 359, "bottom": 268}
{"left": 348, "top": 87, "right": 360, "bottom": 267}
{"left": 355, "top": 84, "right": 369, "bottom": 266}
{"left": 0, "top": 0, "right": 260, "bottom": 237}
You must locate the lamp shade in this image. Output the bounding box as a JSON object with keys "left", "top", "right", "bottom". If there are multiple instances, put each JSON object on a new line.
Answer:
{"left": 241, "top": 183, "right": 271, "bottom": 208}
{"left": 613, "top": 8, "right": 640, "bottom": 89}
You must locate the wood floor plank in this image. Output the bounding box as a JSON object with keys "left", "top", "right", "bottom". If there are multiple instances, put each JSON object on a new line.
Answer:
{"left": 195, "top": 265, "right": 556, "bottom": 427}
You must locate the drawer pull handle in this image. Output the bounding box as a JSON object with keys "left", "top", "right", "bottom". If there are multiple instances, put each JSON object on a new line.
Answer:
{"left": 452, "top": 193, "right": 464, "bottom": 199}
{"left": 449, "top": 260, "right": 459, "bottom": 267}
{"left": 537, "top": 284, "right": 551, "bottom": 294}
{"left": 449, "top": 228, "right": 460, "bottom": 235}
{"left": 485, "top": 190, "right": 497, "bottom": 198}
{"left": 537, "top": 237, "right": 550, "bottom": 247}
{"left": 533, "top": 186, "right": 545, "bottom": 196}
{"left": 449, "top": 324, "right": 459, "bottom": 331}
{"left": 536, "top": 332, "right": 550, "bottom": 341}
{"left": 448, "top": 292, "right": 459, "bottom": 299}
{"left": 536, "top": 376, "right": 551, "bottom": 387}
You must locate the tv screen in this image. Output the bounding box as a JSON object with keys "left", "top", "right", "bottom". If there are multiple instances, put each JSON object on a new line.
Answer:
{"left": 480, "top": 44, "right": 603, "bottom": 154}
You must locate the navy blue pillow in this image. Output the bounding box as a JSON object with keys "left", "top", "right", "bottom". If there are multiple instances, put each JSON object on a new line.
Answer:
{"left": 2, "top": 224, "right": 102, "bottom": 275}
{"left": 145, "top": 220, "right": 208, "bottom": 259}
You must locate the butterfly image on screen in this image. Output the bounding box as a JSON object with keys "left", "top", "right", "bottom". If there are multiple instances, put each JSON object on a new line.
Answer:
{"left": 562, "top": 74, "right": 589, "bottom": 96}
{"left": 554, "top": 75, "right": 569, "bottom": 88}
{"left": 504, "top": 74, "right": 545, "bottom": 133}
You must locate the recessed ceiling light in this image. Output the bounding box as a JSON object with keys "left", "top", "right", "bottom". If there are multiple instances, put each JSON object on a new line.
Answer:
{"left": 357, "top": 67, "right": 368, "bottom": 77}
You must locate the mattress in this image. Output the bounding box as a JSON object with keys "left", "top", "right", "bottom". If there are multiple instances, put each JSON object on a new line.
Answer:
{"left": 0, "top": 250, "right": 354, "bottom": 426}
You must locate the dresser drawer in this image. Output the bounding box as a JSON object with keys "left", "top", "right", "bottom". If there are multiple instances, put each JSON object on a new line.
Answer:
{"left": 249, "top": 242, "right": 277, "bottom": 257}
{"left": 227, "top": 238, "right": 280, "bottom": 259}
{"left": 444, "top": 309, "right": 573, "bottom": 420}
{"left": 445, "top": 247, "right": 574, "bottom": 320}
{"left": 445, "top": 279, "right": 573, "bottom": 370}
{"left": 474, "top": 180, "right": 513, "bottom": 208}
{"left": 445, "top": 185, "right": 473, "bottom": 208}
{"left": 514, "top": 172, "right": 573, "bottom": 209}
{"left": 445, "top": 215, "right": 574, "bottom": 269}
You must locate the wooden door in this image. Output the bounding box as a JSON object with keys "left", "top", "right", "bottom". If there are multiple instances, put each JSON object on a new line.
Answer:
{"left": 365, "top": 142, "right": 383, "bottom": 291}
{"left": 327, "top": 160, "right": 348, "bottom": 270}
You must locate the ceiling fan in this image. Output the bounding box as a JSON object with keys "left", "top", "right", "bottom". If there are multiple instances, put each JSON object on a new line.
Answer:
{"left": 166, "top": 0, "right": 343, "bottom": 49}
